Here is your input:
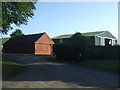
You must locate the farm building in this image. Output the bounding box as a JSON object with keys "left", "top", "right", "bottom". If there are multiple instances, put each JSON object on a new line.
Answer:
{"left": 3, "top": 32, "right": 55, "bottom": 55}
{"left": 53, "top": 31, "right": 117, "bottom": 46}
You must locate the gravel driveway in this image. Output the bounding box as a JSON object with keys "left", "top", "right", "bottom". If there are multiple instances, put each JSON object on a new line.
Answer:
{"left": 2, "top": 54, "right": 119, "bottom": 88}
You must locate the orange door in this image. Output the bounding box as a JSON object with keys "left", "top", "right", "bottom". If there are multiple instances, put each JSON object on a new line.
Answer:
{"left": 35, "top": 44, "right": 52, "bottom": 55}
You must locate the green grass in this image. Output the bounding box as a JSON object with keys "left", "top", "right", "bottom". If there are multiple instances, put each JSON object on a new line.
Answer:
{"left": 44, "top": 56, "right": 119, "bottom": 72}
{"left": 79, "top": 60, "right": 119, "bottom": 72}
{"left": 1, "top": 60, "right": 22, "bottom": 80}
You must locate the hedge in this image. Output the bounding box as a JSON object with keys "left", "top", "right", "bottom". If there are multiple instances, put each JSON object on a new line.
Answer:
{"left": 53, "top": 44, "right": 120, "bottom": 61}
{"left": 53, "top": 44, "right": 75, "bottom": 60}
{"left": 85, "top": 46, "right": 120, "bottom": 60}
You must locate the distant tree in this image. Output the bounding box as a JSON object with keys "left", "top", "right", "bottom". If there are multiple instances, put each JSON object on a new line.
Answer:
{"left": 10, "top": 29, "right": 24, "bottom": 37}
{"left": 2, "top": 2, "right": 36, "bottom": 34}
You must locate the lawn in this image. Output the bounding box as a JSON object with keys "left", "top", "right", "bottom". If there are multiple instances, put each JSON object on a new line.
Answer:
{"left": 1, "top": 60, "right": 22, "bottom": 80}
{"left": 43, "top": 56, "right": 119, "bottom": 72}
{"left": 79, "top": 59, "right": 119, "bottom": 72}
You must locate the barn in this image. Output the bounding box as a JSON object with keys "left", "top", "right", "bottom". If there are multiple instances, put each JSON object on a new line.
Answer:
{"left": 52, "top": 31, "right": 118, "bottom": 46}
{"left": 3, "top": 32, "right": 55, "bottom": 55}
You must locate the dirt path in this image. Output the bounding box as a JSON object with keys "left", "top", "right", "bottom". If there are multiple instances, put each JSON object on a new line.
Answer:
{"left": 2, "top": 54, "right": 119, "bottom": 88}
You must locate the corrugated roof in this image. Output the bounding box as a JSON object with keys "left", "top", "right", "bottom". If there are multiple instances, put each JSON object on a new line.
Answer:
{"left": 52, "top": 31, "right": 105, "bottom": 39}
{"left": 4, "top": 33, "right": 45, "bottom": 45}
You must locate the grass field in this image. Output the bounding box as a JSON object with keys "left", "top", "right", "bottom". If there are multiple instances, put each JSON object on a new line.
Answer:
{"left": 1, "top": 60, "right": 22, "bottom": 80}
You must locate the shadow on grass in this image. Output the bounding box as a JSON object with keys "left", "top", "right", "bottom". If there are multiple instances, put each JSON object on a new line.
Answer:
{"left": 2, "top": 60, "right": 23, "bottom": 81}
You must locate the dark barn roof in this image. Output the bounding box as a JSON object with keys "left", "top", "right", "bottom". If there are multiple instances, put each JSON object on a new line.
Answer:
{"left": 4, "top": 33, "right": 45, "bottom": 45}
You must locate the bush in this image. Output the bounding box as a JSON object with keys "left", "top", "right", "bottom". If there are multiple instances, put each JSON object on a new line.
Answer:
{"left": 53, "top": 32, "right": 92, "bottom": 61}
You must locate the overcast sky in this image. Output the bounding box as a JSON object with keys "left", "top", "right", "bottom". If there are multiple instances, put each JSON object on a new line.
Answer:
{"left": 3, "top": 2, "right": 118, "bottom": 39}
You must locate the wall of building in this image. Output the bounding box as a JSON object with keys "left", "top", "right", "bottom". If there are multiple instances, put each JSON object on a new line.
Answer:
{"left": 3, "top": 43, "right": 34, "bottom": 54}
{"left": 95, "top": 36, "right": 101, "bottom": 46}
{"left": 35, "top": 33, "right": 54, "bottom": 55}
{"left": 95, "top": 36, "right": 117, "bottom": 46}
{"left": 112, "top": 39, "right": 117, "bottom": 46}
{"left": 100, "top": 37, "right": 105, "bottom": 46}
